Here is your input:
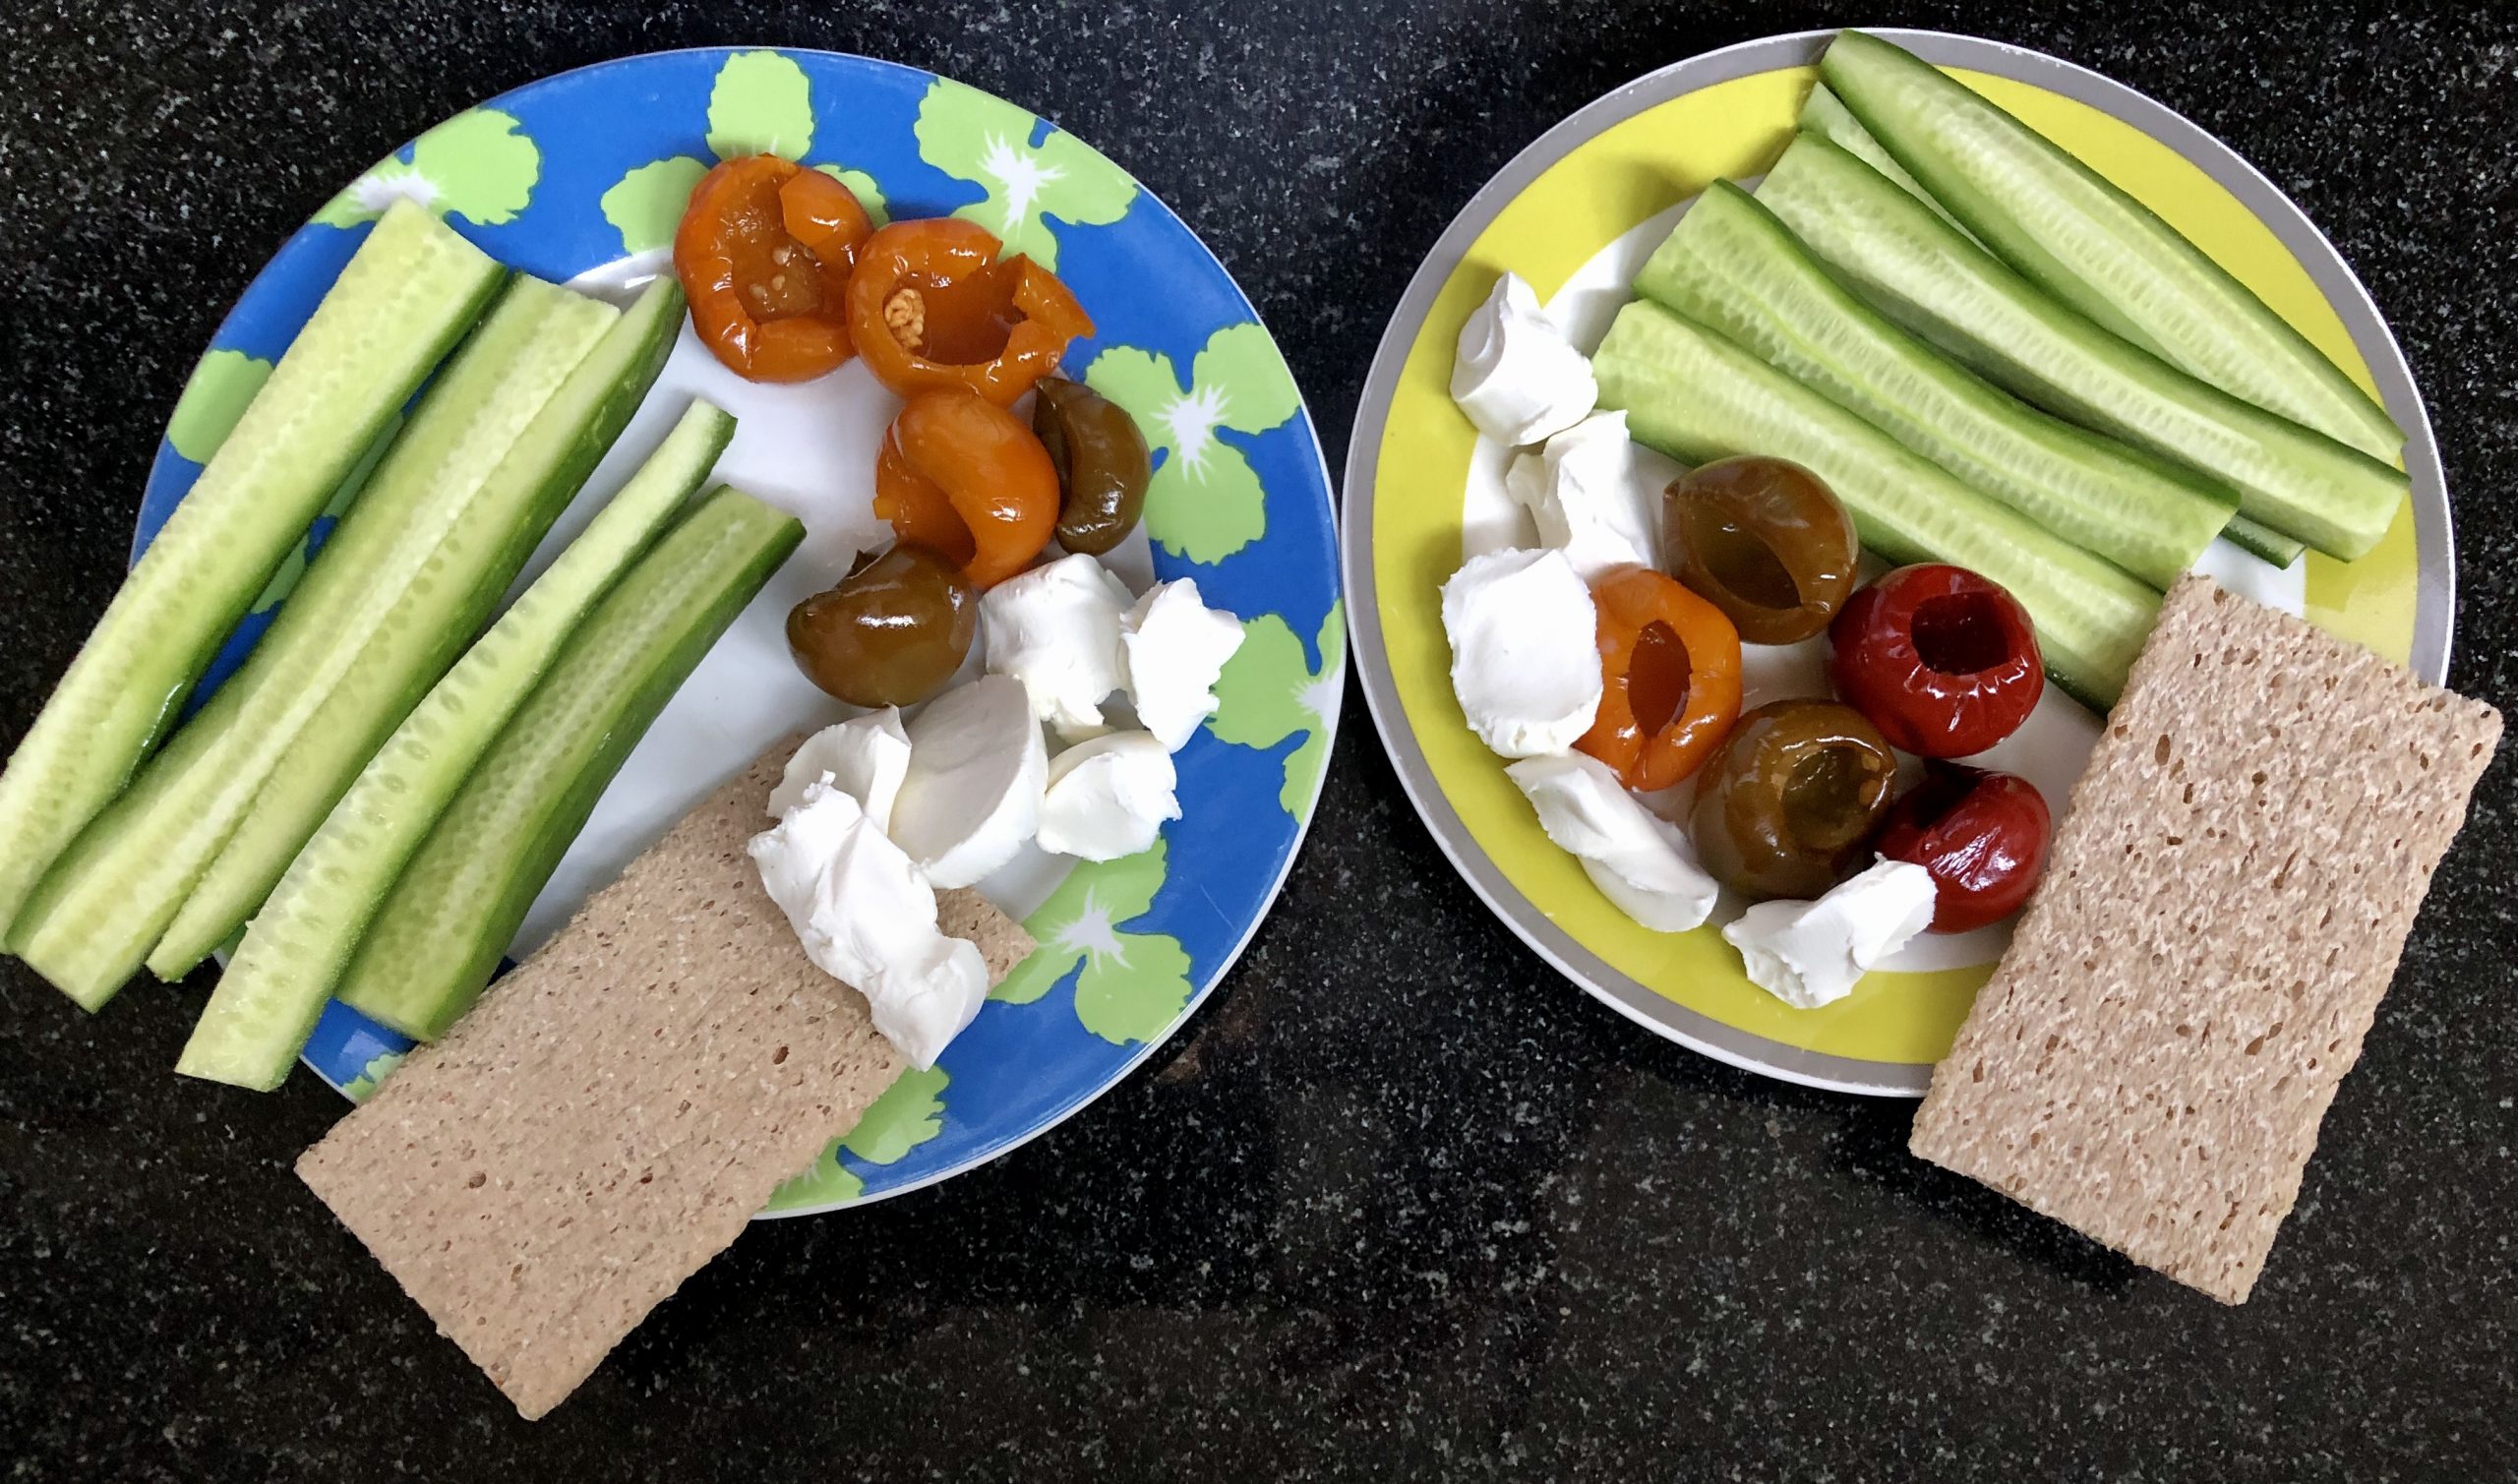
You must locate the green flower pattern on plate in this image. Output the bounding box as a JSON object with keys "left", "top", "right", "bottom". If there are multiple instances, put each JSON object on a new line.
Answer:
{"left": 342, "top": 1048, "right": 407, "bottom": 1103}
{"left": 1083, "top": 325, "right": 1303, "bottom": 564}
{"left": 993, "top": 839, "right": 1194, "bottom": 1046}
{"left": 599, "top": 51, "right": 890, "bottom": 258}
{"left": 768, "top": 1064, "right": 952, "bottom": 1210}
{"left": 166, "top": 349, "right": 270, "bottom": 465}
{"left": 1212, "top": 600, "right": 1345, "bottom": 820}
{"left": 912, "top": 79, "right": 1137, "bottom": 269}
{"left": 314, "top": 110, "right": 540, "bottom": 229}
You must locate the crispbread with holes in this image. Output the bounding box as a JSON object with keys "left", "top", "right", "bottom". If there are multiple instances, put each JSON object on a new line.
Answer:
{"left": 298, "top": 741, "right": 1035, "bottom": 1418}
{"left": 1908, "top": 574, "right": 2499, "bottom": 1303}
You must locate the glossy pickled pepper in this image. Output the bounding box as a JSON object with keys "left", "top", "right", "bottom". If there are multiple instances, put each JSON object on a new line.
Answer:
{"left": 1574, "top": 565, "right": 1742, "bottom": 791}
{"left": 673, "top": 154, "right": 872, "bottom": 383}
{"left": 1691, "top": 699, "right": 1898, "bottom": 901}
{"left": 846, "top": 217, "right": 1094, "bottom": 404}
{"left": 873, "top": 388, "right": 1062, "bottom": 588}
{"left": 1876, "top": 762, "right": 2054, "bottom": 932}
{"left": 785, "top": 544, "right": 978, "bottom": 707}
{"left": 1829, "top": 563, "right": 2044, "bottom": 757}
{"left": 1665, "top": 455, "right": 1860, "bottom": 645}
{"left": 1033, "top": 378, "right": 1151, "bottom": 556}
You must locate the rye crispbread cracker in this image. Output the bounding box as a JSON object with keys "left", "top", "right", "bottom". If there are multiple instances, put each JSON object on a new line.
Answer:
{"left": 298, "top": 742, "right": 1035, "bottom": 1418}
{"left": 1909, "top": 575, "right": 2499, "bottom": 1304}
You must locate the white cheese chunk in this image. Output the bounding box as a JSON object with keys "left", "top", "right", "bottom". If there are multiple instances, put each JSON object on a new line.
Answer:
{"left": 1504, "top": 449, "right": 1546, "bottom": 535}
{"left": 1506, "top": 751, "right": 1717, "bottom": 932}
{"left": 748, "top": 782, "right": 989, "bottom": 1070}
{"left": 1450, "top": 271, "right": 1597, "bottom": 446}
{"left": 980, "top": 552, "right": 1134, "bottom": 737}
{"left": 1509, "top": 410, "right": 1659, "bottom": 580}
{"left": 1120, "top": 577, "right": 1246, "bottom": 752}
{"left": 888, "top": 675, "right": 1049, "bottom": 889}
{"left": 1720, "top": 858, "right": 1939, "bottom": 1010}
{"left": 1439, "top": 547, "right": 1601, "bottom": 758}
{"left": 767, "top": 708, "right": 912, "bottom": 832}
{"left": 1038, "top": 732, "right": 1181, "bottom": 861}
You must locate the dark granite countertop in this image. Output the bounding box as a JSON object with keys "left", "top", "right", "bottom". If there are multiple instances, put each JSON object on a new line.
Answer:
{"left": 5, "top": 2, "right": 2513, "bottom": 1478}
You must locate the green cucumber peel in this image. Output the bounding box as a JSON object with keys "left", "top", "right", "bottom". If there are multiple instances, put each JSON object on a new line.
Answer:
{"left": 1757, "top": 131, "right": 2407, "bottom": 562}
{"left": 333, "top": 486, "right": 802, "bottom": 1041}
{"left": 1636, "top": 179, "right": 2236, "bottom": 589}
{"left": 1820, "top": 30, "right": 2402, "bottom": 463}
{"left": 0, "top": 202, "right": 504, "bottom": 937}
{"left": 2220, "top": 511, "right": 2308, "bottom": 569}
{"left": 1796, "top": 80, "right": 1978, "bottom": 243}
{"left": 11, "top": 276, "right": 616, "bottom": 1008}
{"left": 177, "top": 395, "right": 735, "bottom": 1091}
{"left": 149, "top": 278, "right": 691, "bottom": 982}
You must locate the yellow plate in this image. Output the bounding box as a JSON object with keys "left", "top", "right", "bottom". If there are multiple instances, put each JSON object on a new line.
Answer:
{"left": 1340, "top": 30, "right": 2454, "bottom": 1095}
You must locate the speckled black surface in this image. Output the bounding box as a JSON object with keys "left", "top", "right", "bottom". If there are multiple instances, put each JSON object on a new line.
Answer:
{"left": 4, "top": 1, "right": 2513, "bottom": 1478}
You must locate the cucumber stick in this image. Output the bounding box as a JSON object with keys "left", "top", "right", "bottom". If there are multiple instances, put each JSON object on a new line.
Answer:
{"left": 149, "top": 279, "right": 691, "bottom": 981}
{"left": 334, "top": 487, "right": 803, "bottom": 1041}
{"left": 0, "top": 201, "right": 501, "bottom": 932}
{"left": 1820, "top": 30, "right": 2402, "bottom": 464}
{"left": 1801, "top": 84, "right": 2309, "bottom": 575}
{"left": 2221, "top": 512, "right": 2307, "bottom": 568}
{"left": 1797, "top": 81, "right": 1977, "bottom": 241}
{"left": 1593, "top": 299, "right": 2159, "bottom": 710}
{"left": 1636, "top": 181, "right": 2236, "bottom": 589}
{"left": 175, "top": 400, "right": 736, "bottom": 1090}
{"left": 1757, "top": 133, "right": 2406, "bottom": 561}
{"left": 10, "top": 278, "right": 618, "bottom": 1009}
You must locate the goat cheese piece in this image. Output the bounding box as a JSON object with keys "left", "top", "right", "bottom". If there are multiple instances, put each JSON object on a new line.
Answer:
{"left": 1505, "top": 751, "right": 1717, "bottom": 932}
{"left": 1721, "top": 858, "right": 1939, "bottom": 1010}
{"left": 1450, "top": 271, "right": 1596, "bottom": 446}
{"left": 1120, "top": 578, "right": 1246, "bottom": 752}
{"left": 767, "top": 708, "right": 913, "bottom": 832}
{"left": 748, "top": 782, "right": 989, "bottom": 1069}
{"left": 1037, "top": 732, "right": 1181, "bottom": 861}
{"left": 887, "top": 675, "right": 1049, "bottom": 889}
{"left": 981, "top": 553, "right": 1134, "bottom": 737}
{"left": 1510, "top": 410, "right": 1658, "bottom": 580}
{"left": 1439, "top": 547, "right": 1601, "bottom": 758}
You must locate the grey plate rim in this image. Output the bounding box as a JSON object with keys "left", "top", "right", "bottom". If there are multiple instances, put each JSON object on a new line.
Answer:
{"left": 1338, "top": 28, "right": 2454, "bottom": 1098}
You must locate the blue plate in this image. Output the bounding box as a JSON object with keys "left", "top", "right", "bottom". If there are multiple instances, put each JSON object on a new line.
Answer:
{"left": 136, "top": 48, "right": 1344, "bottom": 1215}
